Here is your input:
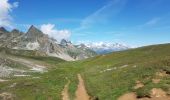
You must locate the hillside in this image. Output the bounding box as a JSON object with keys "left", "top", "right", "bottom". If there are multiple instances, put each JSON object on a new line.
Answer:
{"left": 1, "top": 43, "right": 170, "bottom": 100}
{"left": 75, "top": 43, "right": 170, "bottom": 99}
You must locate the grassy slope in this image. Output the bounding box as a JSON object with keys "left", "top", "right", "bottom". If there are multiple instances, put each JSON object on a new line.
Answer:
{"left": 79, "top": 43, "right": 170, "bottom": 99}
{"left": 64, "top": 43, "right": 170, "bottom": 99}
{"left": 1, "top": 44, "right": 170, "bottom": 100}
{"left": 0, "top": 48, "right": 66, "bottom": 100}
{"left": 0, "top": 47, "right": 65, "bottom": 66}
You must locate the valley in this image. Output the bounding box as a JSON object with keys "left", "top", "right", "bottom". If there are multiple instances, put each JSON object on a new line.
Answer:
{"left": 0, "top": 43, "right": 170, "bottom": 100}
{"left": 1, "top": 0, "right": 170, "bottom": 99}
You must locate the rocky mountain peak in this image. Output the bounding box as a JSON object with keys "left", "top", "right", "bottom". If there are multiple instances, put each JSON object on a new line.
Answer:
{"left": 26, "top": 25, "right": 44, "bottom": 41}
{"left": 0, "top": 27, "right": 8, "bottom": 33}
{"left": 27, "top": 25, "right": 42, "bottom": 34}
{"left": 11, "top": 29, "right": 20, "bottom": 33}
{"left": 29, "top": 25, "right": 37, "bottom": 30}
{"left": 60, "top": 39, "right": 72, "bottom": 46}
{"left": 78, "top": 43, "right": 86, "bottom": 48}
{"left": 11, "top": 29, "right": 23, "bottom": 37}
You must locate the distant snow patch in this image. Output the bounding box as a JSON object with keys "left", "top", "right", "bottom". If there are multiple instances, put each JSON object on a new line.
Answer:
{"left": 132, "top": 65, "right": 137, "bottom": 68}
{"left": 12, "top": 47, "right": 19, "bottom": 49}
{"left": 120, "top": 65, "right": 128, "bottom": 69}
{"left": 30, "top": 65, "right": 47, "bottom": 73}
{"left": 100, "top": 65, "right": 129, "bottom": 73}
{"left": 0, "top": 66, "right": 12, "bottom": 78}
{"left": 9, "top": 83, "right": 17, "bottom": 88}
{"left": 100, "top": 67, "right": 117, "bottom": 73}
{"left": 14, "top": 74, "right": 30, "bottom": 77}
{"left": 32, "top": 77, "right": 40, "bottom": 79}
{"left": 26, "top": 42, "right": 40, "bottom": 50}
{"left": 0, "top": 79, "right": 8, "bottom": 82}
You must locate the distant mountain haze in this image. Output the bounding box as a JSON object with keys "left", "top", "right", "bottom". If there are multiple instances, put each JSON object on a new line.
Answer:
{"left": 84, "top": 42, "right": 130, "bottom": 54}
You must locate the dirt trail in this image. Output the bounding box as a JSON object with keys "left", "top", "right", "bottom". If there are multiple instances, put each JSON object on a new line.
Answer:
{"left": 75, "top": 74, "right": 90, "bottom": 100}
{"left": 134, "top": 81, "right": 144, "bottom": 89}
{"left": 61, "top": 80, "right": 70, "bottom": 100}
{"left": 118, "top": 88, "right": 170, "bottom": 100}
{"left": 118, "top": 92, "right": 137, "bottom": 100}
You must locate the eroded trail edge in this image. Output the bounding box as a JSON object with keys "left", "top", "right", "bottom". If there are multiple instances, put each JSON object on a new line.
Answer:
{"left": 75, "top": 74, "right": 90, "bottom": 100}
{"left": 62, "top": 80, "right": 70, "bottom": 100}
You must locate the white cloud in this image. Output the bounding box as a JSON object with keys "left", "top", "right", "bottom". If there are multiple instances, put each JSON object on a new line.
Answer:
{"left": 78, "top": 0, "right": 127, "bottom": 30}
{"left": 77, "top": 41, "right": 130, "bottom": 50}
{"left": 40, "top": 24, "right": 71, "bottom": 41}
{"left": 0, "top": 0, "right": 18, "bottom": 28}
{"left": 145, "top": 18, "right": 160, "bottom": 26}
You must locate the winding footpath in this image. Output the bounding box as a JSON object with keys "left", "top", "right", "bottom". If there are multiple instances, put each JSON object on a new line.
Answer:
{"left": 62, "top": 80, "right": 70, "bottom": 100}
{"left": 75, "top": 74, "right": 90, "bottom": 100}
{"left": 61, "top": 74, "right": 90, "bottom": 100}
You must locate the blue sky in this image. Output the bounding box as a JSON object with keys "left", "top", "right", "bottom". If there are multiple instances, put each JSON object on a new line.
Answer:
{"left": 1, "top": 0, "right": 170, "bottom": 47}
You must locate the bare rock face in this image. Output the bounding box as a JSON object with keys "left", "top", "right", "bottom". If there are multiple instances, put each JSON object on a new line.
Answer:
{"left": 11, "top": 29, "right": 23, "bottom": 38}
{"left": 0, "top": 27, "right": 24, "bottom": 48}
{"left": 0, "top": 26, "right": 96, "bottom": 61}
{"left": 25, "top": 25, "right": 44, "bottom": 42}
{"left": 0, "top": 27, "right": 10, "bottom": 41}
{"left": 0, "top": 27, "right": 9, "bottom": 34}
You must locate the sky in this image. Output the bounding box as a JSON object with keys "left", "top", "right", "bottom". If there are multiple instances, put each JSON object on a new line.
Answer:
{"left": 0, "top": 0, "right": 170, "bottom": 47}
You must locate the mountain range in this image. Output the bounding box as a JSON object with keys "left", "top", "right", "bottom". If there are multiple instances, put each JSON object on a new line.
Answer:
{"left": 0, "top": 26, "right": 130, "bottom": 61}
{"left": 84, "top": 42, "right": 130, "bottom": 54}
{"left": 0, "top": 26, "right": 96, "bottom": 61}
